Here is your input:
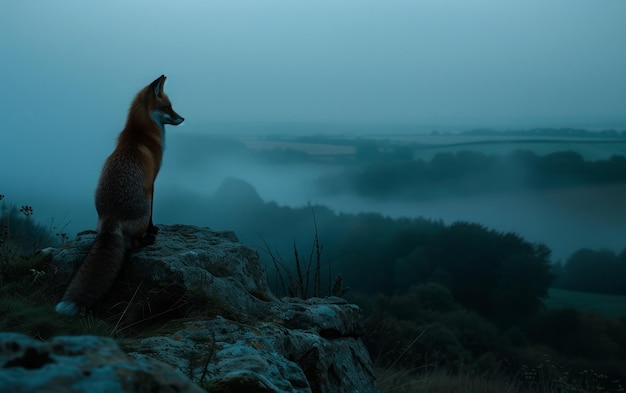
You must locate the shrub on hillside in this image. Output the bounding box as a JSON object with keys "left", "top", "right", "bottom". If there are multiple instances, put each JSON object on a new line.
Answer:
{"left": 2, "top": 210, "right": 51, "bottom": 254}
{"left": 528, "top": 308, "right": 625, "bottom": 361}
{"left": 1, "top": 197, "right": 57, "bottom": 273}
{"left": 394, "top": 222, "right": 553, "bottom": 324}
{"left": 438, "top": 309, "right": 501, "bottom": 359}
{"left": 524, "top": 308, "right": 626, "bottom": 387}
{"left": 408, "top": 282, "right": 459, "bottom": 313}
{"left": 358, "top": 291, "right": 507, "bottom": 374}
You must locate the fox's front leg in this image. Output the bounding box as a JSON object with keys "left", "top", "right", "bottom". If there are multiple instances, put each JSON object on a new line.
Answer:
{"left": 147, "top": 218, "right": 159, "bottom": 236}
{"left": 146, "top": 186, "right": 159, "bottom": 237}
{"left": 133, "top": 190, "right": 158, "bottom": 248}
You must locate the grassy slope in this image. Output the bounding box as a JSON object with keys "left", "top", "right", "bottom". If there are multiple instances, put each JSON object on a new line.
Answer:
{"left": 545, "top": 288, "right": 626, "bottom": 317}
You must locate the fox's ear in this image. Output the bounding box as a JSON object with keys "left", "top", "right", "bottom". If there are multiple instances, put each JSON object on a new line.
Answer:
{"left": 150, "top": 75, "right": 167, "bottom": 96}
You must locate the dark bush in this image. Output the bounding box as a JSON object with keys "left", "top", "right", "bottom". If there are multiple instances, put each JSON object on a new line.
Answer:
{"left": 395, "top": 222, "right": 553, "bottom": 324}
{"left": 528, "top": 308, "right": 622, "bottom": 359}
{"left": 408, "top": 282, "right": 459, "bottom": 313}
{"left": 555, "top": 248, "right": 626, "bottom": 295}
{"left": 438, "top": 309, "right": 501, "bottom": 359}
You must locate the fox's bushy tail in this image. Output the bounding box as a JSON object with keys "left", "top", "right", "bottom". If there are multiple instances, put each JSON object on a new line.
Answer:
{"left": 55, "top": 224, "right": 127, "bottom": 316}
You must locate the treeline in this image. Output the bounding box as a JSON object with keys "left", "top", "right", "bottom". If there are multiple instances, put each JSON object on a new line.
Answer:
{"left": 553, "top": 248, "right": 626, "bottom": 295}
{"left": 319, "top": 150, "right": 626, "bottom": 199}
{"left": 167, "top": 131, "right": 626, "bottom": 174}
{"left": 461, "top": 127, "right": 626, "bottom": 138}
{"left": 168, "top": 178, "right": 625, "bottom": 303}
{"left": 172, "top": 179, "right": 553, "bottom": 325}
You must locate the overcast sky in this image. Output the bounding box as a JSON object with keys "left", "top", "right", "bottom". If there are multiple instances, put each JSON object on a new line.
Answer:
{"left": 1, "top": 0, "right": 625, "bottom": 255}
{"left": 2, "top": 0, "right": 625, "bottom": 132}
{"left": 2, "top": 1, "right": 624, "bottom": 191}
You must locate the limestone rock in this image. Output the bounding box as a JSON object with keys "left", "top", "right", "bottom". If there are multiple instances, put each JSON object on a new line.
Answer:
{"left": 48, "top": 224, "right": 272, "bottom": 322}
{"left": 40, "top": 224, "right": 380, "bottom": 393}
{"left": 0, "top": 332, "right": 203, "bottom": 393}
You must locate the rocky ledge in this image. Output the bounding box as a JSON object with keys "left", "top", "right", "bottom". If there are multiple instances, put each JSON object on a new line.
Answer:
{"left": 0, "top": 224, "right": 379, "bottom": 393}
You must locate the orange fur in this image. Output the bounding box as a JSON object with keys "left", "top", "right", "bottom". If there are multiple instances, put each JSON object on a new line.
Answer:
{"left": 56, "top": 75, "right": 184, "bottom": 316}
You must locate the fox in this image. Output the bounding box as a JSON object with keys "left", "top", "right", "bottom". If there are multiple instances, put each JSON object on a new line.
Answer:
{"left": 55, "top": 75, "right": 184, "bottom": 316}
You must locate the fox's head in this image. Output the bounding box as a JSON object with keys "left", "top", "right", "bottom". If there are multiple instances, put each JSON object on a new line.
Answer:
{"left": 146, "top": 75, "right": 184, "bottom": 127}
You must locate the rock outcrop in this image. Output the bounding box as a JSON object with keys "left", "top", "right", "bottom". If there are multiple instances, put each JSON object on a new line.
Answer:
{"left": 15, "top": 224, "right": 380, "bottom": 393}
{"left": 0, "top": 333, "right": 204, "bottom": 393}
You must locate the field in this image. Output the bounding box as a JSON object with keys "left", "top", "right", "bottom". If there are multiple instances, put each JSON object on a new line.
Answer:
{"left": 545, "top": 288, "right": 626, "bottom": 317}
{"left": 240, "top": 133, "right": 626, "bottom": 161}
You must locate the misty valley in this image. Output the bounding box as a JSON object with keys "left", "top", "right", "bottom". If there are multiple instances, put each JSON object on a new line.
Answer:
{"left": 156, "top": 126, "right": 626, "bottom": 261}
{"left": 154, "top": 126, "right": 626, "bottom": 388}
{"left": 3, "top": 126, "right": 626, "bottom": 390}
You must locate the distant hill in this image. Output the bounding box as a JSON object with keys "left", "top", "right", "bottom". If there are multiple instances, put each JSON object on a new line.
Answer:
{"left": 461, "top": 127, "right": 625, "bottom": 138}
